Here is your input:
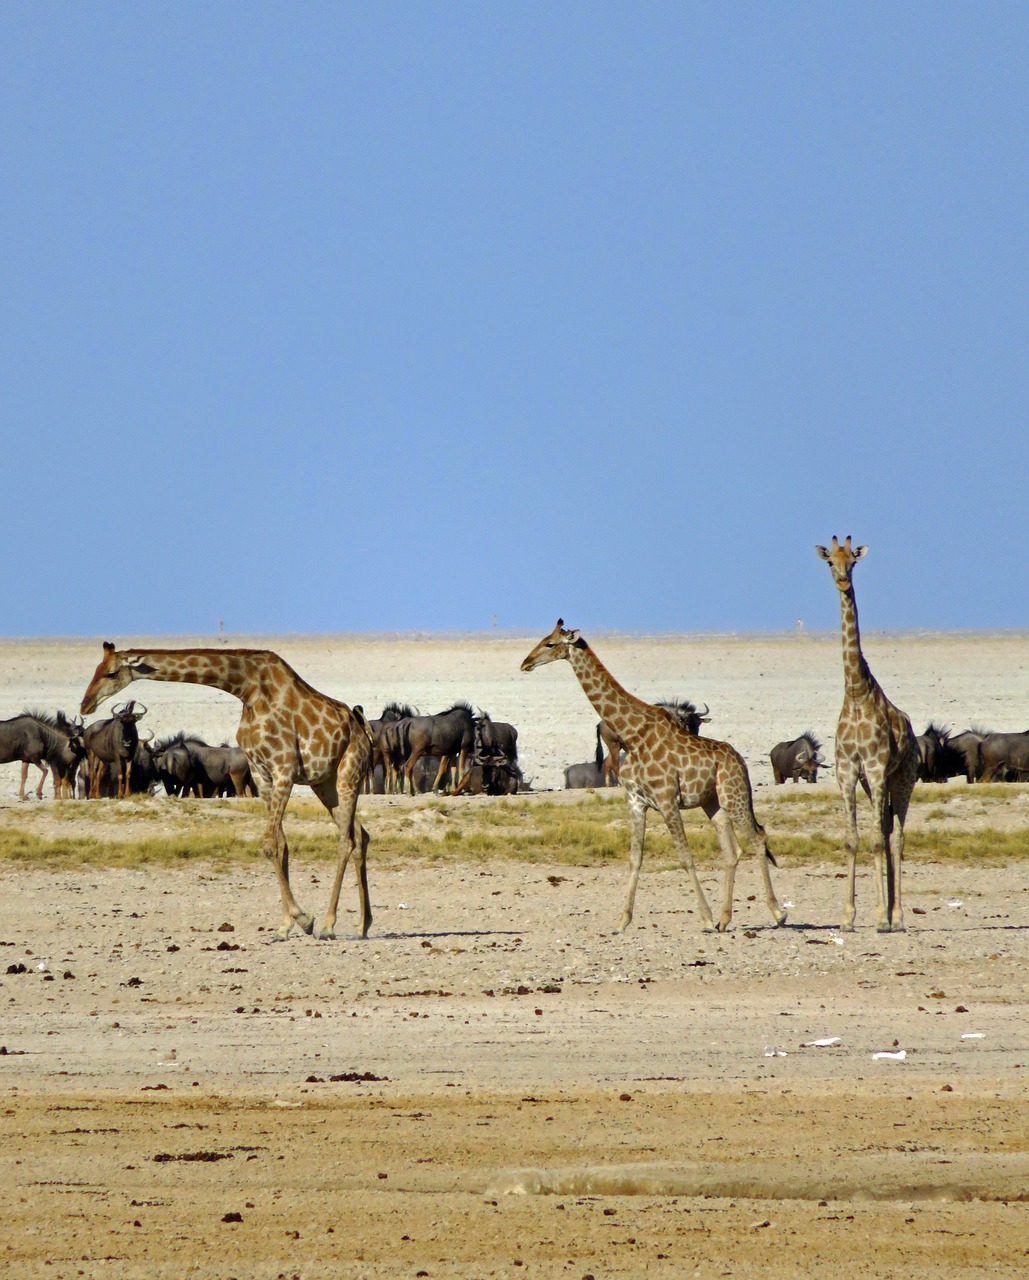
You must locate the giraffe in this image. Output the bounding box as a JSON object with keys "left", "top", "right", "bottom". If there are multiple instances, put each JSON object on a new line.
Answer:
{"left": 80, "top": 642, "right": 374, "bottom": 941}
{"left": 521, "top": 621, "right": 787, "bottom": 932}
{"left": 816, "top": 536, "right": 920, "bottom": 932}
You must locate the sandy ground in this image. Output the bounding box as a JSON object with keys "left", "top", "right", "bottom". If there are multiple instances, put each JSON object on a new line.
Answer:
{"left": 2, "top": 631, "right": 1029, "bottom": 1277}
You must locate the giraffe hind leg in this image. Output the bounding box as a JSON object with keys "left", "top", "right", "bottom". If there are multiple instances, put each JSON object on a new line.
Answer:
{"left": 261, "top": 776, "right": 314, "bottom": 940}
{"left": 310, "top": 751, "right": 373, "bottom": 941}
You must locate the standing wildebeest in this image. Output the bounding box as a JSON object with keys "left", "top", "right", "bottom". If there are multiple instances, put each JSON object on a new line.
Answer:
{"left": 189, "top": 742, "right": 258, "bottom": 796}
{"left": 947, "top": 728, "right": 988, "bottom": 783}
{"left": 0, "top": 711, "right": 86, "bottom": 800}
{"left": 598, "top": 699, "right": 709, "bottom": 785}
{"left": 978, "top": 731, "right": 1029, "bottom": 783}
{"left": 915, "top": 724, "right": 970, "bottom": 783}
{"left": 474, "top": 711, "right": 519, "bottom": 766}
{"left": 770, "top": 732, "right": 825, "bottom": 784}
{"left": 154, "top": 732, "right": 205, "bottom": 797}
{"left": 367, "top": 702, "right": 417, "bottom": 794}
{"left": 82, "top": 700, "right": 147, "bottom": 799}
{"left": 398, "top": 702, "right": 476, "bottom": 794}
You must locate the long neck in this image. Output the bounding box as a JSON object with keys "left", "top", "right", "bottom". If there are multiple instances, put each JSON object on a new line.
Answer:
{"left": 565, "top": 642, "right": 651, "bottom": 732}
{"left": 838, "top": 587, "right": 872, "bottom": 696}
{"left": 124, "top": 648, "right": 262, "bottom": 703}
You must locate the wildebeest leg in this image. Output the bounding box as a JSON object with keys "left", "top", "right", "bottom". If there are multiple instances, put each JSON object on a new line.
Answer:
{"left": 310, "top": 756, "right": 372, "bottom": 942}
{"left": 260, "top": 775, "right": 314, "bottom": 940}
{"left": 430, "top": 753, "right": 451, "bottom": 793}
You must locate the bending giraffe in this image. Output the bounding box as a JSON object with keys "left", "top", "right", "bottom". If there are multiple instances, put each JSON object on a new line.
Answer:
{"left": 521, "top": 620, "right": 786, "bottom": 933}
{"left": 80, "top": 642, "right": 374, "bottom": 941}
{"left": 816, "top": 537, "right": 919, "bottom": 932}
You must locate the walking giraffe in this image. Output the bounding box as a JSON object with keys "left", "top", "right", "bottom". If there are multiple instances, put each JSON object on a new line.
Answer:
{"left": 80, "top": 642, "right": 374, "bottom": 940}
{"left": 816, "top": 536, "right": 919, "bottom": 932}
{"left": 521, "top": 621, "right": 786, "bottom": 932}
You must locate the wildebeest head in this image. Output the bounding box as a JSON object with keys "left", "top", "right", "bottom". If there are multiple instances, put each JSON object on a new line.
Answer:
{"left": 815, "top": 535, "right": 867, "bottom": 593}
{"left": 81, "top": 642, "right": 158, "bottom": 714}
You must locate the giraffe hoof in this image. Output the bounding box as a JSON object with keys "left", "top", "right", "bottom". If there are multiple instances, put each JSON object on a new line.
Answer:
{"left": 773, "top": 910, "right": 788, "bottom": 927}
{"left": 314, "top": 926, "right": 336, "bottom": 941}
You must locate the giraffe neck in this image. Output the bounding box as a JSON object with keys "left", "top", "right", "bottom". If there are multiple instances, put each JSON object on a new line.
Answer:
{"left": 838, "top": 587, "right": 873, "bottom": 697}
{"left": 123, "top": 648, "right": 264, "bottom": 703}
{"left": 565, "top": 643, "right": 652, "bottom": 741}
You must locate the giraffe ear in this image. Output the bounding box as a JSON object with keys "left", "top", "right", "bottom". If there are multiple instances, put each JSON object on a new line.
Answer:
{"left": 567, "top": 628, "right": 582, "bottom": 645}
{"left": 815, "top": 545, "right": 830, "bottom": 560}
{"left": 854, "top": 544, "right": 868, "bottom": 559}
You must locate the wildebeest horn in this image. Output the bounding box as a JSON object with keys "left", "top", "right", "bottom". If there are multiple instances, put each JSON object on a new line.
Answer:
{"left": 131, "top": 703, "right": 148, "bottom": 719}
{"left": 140, "top": 728, "right": 155, "bottom": 743}
{"left": 698, "top": 703, "right": 710, "bottom": 720}
{"left": 111, "top": 701, "right": 126, "bottom": 717}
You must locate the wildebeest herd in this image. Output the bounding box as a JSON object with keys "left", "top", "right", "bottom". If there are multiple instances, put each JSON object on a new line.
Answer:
{"left": 1, "top": 536, "right": 1025, "bottom": 941}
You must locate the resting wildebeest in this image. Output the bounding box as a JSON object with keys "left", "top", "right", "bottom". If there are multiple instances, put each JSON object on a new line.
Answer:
{"left": 82, "top": 700, "right": 147, "bottom": 799}
{"left": 0, "top": 710, "right": 86, "bottom": 800}
{"left": 978, "top": 730, "right": 1029, "bottom": 783}
{"left": 398, "top": 702, "right": 476, "bottom": 794}
{"left": 769, "top": 732, "right": 825, "bottom": 784}
{"left": 189, "top": 742, "right": 258, "bottom": 797}
{"left": 564, "top": 759, "right": 609, "bottom": 789}
{"left": 598, "top": 699, "right": 709, "bottom": 785}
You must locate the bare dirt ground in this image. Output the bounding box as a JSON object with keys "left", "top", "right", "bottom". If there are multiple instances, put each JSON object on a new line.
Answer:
{"left": 2, "top": 631, "right": 1028, "bottom": 1278}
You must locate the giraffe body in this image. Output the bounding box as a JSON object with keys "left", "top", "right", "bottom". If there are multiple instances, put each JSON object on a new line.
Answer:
{"left": 817, "top": 537, "right": 919, "bottom": 932}
{"left": 521, "top": 621, "right": 786, "bottom": 932}
{"left": 80, "top": 643, "right": 373, "bottom": 940}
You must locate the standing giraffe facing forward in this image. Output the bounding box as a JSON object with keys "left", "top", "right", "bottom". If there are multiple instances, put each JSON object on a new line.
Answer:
{"left": 816, "top": 537, "right": 919, "bottom": 932}
{"left": 80, "top": 643, "right": 374, "bottom": 941}
{"left": 521, "top": 621, "right": 786, "bottom": 933}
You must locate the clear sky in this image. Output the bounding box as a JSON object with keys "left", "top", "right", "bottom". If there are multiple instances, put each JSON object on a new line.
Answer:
{"left": 2, "top": 2, "right": 1026, "bottom": 637}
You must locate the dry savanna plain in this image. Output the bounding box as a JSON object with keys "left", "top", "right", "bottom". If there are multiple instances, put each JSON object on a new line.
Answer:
{"left": 1, "top": 630, "right": 1028, "bottom": 1279}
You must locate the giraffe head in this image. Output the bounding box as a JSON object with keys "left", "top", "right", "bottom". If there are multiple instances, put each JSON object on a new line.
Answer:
{"left": 80, "top": 642, "right": 157, "bottom": 714}
{"left": 816, "top": 535, "right": 867, "bottom": 593}
{"left": 520, "top": 619, "right": 584, "bottom": 672}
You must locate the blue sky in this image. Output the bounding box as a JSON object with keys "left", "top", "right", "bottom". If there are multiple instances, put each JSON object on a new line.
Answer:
{"left": 2, "top": 3, "right": 1026, "bottom": 636}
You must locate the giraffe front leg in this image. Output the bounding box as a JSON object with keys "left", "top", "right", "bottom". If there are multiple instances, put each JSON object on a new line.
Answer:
{"left": 661, "top": 803, "right": 715, "bottom": 931}
{"left": 261, "top": 778, "right": 314, "bottom": 940}
{"left": 868, "top": 779, "right": 892, "bottom": 933}
{"left": 617, "top": 788, "right": 648, "bottom": 931}
{"left": 311, "top": 765, "right": 373, "bottom": 941}
{"left": 837, "top": 766, "right": 860, "bottom": 931}
{"left": 708, "top": 808, "right": 741, "bottom": 932}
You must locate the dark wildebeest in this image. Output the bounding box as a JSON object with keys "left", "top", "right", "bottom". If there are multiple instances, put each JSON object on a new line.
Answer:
{"left": 947, "top": 728, "right": 988, "bottom": 783}
{"left": 770, "top": 732, "right": 825, "bottom": 784}
{"left": 453, "top": 757, "right": 524, "bottom": 796}
{"left": 474, "top": 711, "right": 519, "bottom": 766}
{"left": 154, "top": 732, "right": 206, "bottom": 797}
{"left": 399, "top": 702, "right": 476, "bottom": 794}
{"left": 188, "top": 742, "right": 258, "bottom": 797}
{"left": 368, "top": 702, "right": 417, "bottom": 795}
{"left": 82, "top": 700, "right": 147, "bottom": 798}
{"left": 978, "top": 731, "right": 1029, "bottom": 783}
{"left": 598, "top": 699, "right": 709, "bottom": 785}
{"left": 915, "top": 724, "right": 969, "bottom": 783}
{"left": 0, "top": 711, "right": 86, "bottom": 800}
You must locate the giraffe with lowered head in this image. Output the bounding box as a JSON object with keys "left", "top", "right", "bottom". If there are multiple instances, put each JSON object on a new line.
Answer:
{"left": 521, "top": 620, "right": 787, "bottom": 932}
{"left": 80, "top": 642, "right": 374, "bottom": 940}
{"left": 816, "top": 536, "right": 919, "bottom": 932}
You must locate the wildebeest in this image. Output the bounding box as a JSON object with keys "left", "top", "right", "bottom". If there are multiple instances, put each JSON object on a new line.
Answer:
{"left": 0, "top": 710, "right": 86, "bottom": 800}
{"left": 189, "top": 742, "right": 258, "bottom": 797}
{"left": 770, "top": 732, "right": 825, "bottom": 784}
{"left": 564, "top": 759, "right": 609, "bottom": 789}
{"left": 915, "top": 724, "right": 970, "bottom": 783}
{"left": 598, "top": 699, "right": 709, "bottom": 785}
{"left": 474, "top": 711, "right": 519, "bottom": 766}
{"left": 154, "top": 731, "right": 205, "bottom": 797}
{"left": 978, "top": 730, "right": 1029, "bottom": 783}
{"left": 82, "top": 700, "right": 147, "bottom": 799}
{"left": 368, "top": 702, "right": 417, "bottom": 794}
{"left": 947, "top": 728, "right": 988, "bottom": 783}
{"left": 397, "top": 702, "right": 476, "bottom": 794}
